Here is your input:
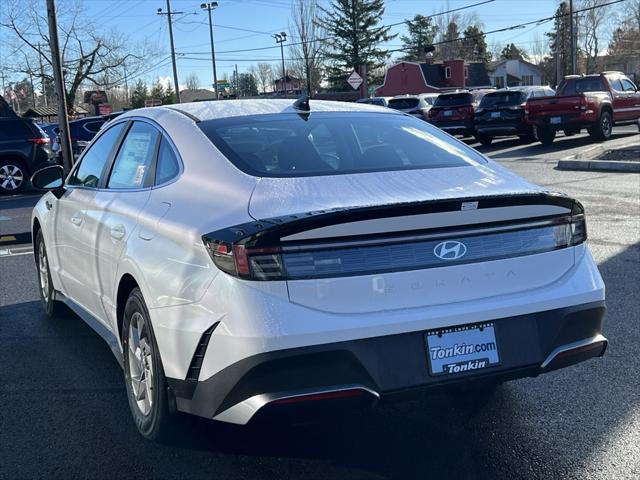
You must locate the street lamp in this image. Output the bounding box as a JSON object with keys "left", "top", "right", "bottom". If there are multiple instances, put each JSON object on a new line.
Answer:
{"left": 200, "top": 2, "right": 219, "bottom": 99}
{"left": 273, "top": 32, "right": 287, "bottom": 96}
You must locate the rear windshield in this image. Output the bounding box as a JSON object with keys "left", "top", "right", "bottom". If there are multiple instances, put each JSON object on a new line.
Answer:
{"left": 388, "top": 98, "right": 419, "bottom": 110}
{"left": 557, "top": 77, "right": 606, "bottom": 95}
{"left": 198, "top": 112, "right": 487, "bottom": 178}
{"left": 480, "top": 90, "right": 527, "bottom": 108}
{"left": 434, "top": 93, "right": 473, "bottom": 107}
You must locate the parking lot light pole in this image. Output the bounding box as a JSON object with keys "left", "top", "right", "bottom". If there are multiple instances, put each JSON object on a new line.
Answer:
{"left": 273, "top": 32, "right": 287, "bottom": 96}
{"left": 201, "top": 2, "right": 219, "bottom": 99}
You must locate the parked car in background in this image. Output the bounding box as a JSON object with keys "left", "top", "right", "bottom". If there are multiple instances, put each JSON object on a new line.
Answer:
{"left": 31, "top": 98, "right": 607, "bottom": 440}
{"left": 0, "top": 117, "right": 55, "bottom": 194}
{"left": 475, "top": 86, "right": 556, "bottom": 145}
{"left": 388, "top": 93, "right": 440, "bottom": 120}
{"left": 525, "top": 72, "right": 640, "bottom": 145}
{"left": 427, "top": 90, "right": 489, "bottom": 138}
{"left": 356, "top": 96, "right": 393, "bottom": 107}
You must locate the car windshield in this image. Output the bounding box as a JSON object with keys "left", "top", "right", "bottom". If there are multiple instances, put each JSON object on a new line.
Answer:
{"left": 388, "top": 98, "right": 419, "bottom": 110}
{"left": 198, "top": 112, "right": 487, "bottom": 177}
{"left": 557, "top": 77, "right": 606, "bottom": 95}
{"left": 434, "top": 93, "right": 473, "bottom": 107}
{"left": 480, "top": 91, "right": 527, "bottom": 108}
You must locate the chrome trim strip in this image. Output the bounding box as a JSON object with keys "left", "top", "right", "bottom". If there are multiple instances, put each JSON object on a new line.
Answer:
{"left": 212, "top": 385, "right": 379, "bottom": 425}
{"left": 282, "top": 216, "right": 571, "bottom": 252}
{"left": 540, "top": 334, "right": 607, "bottom": 370}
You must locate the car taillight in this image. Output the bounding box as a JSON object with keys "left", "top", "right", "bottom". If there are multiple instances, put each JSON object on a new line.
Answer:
{"left": 204, "top": 240, "right": 285, "bottom": 280}
{"left": 428, "top": 108, "right": 438, "bottom": 118}
{"left": 29, "top": 137, "right": 50, "bottom": 144}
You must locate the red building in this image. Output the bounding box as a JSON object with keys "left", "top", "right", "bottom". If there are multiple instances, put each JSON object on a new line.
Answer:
{"left": 375, "top": 57, "right": 491, "bottom": 96}
{"left": 274, "top": 75, "right": 303, "bottom": 94}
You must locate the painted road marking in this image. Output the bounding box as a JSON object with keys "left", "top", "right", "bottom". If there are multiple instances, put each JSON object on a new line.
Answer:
{"left": 0, "top": 246, "right": 33, "bottom": 257}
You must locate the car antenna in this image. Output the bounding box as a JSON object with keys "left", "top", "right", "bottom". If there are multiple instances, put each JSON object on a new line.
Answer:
{"left": 293, "top": 95, "right": 310, "bottom": 114}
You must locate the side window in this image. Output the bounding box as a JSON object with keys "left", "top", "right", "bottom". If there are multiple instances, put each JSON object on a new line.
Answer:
{"left": 609, "top": 78, "right": 624, "bottom": 92}
{"left": 107, "top": 121, "right": 160, "bottom": 189}
{"left": 67, "top": 122, "right": 126, "bottom": 188}
{"left": 155, "top": 138, "right": 180, "bottom": 185}
{"left": 622, "top": 79, "right": 637, "bottom": 92}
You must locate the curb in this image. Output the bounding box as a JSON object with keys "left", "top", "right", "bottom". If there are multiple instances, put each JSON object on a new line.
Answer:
{"left": 557, "top": 159, "right": 640, "bottom": 172}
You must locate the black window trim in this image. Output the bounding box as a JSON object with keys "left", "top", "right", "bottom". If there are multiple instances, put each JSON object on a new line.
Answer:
{"left": 66, "top": 120, "right": 130, "bottom": 190}
{"left": 65, "top": 116, "right": 184, "bottom": 192}
{"left": 105, "top": 120, "right": 161, "bottom": 191}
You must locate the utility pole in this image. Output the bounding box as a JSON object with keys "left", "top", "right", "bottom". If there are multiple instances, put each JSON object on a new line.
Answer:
{"left": 569, "top": 0, "right": 576, "bottom": 75}
{"left": 234, "top": 64, "right": 238, "bottom": 97}
{"left": 201, "top": 2, "right": 219, "bottom": 99}
{"left": 46, "top": 0, "right": 73, "bottom": 174}
{"left": 157, "top": 0, "right": 182, "bottom": 103}
{"left": 273, "top": 32, "right": 287, "bottom": 96}
{"left": 123, "top": 60, "right": 129, "bottom": 104}
{"left": 38, "top": 44, "right": 48, "bottom": 107}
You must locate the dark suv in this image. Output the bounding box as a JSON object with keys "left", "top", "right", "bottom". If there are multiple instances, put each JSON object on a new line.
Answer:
{"left": 0, "top": 118, "right": 55, "bottom": 193}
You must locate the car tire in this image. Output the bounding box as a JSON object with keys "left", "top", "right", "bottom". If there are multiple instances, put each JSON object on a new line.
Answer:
{"left": 518, "top": 134, "right": 536, "bottom": 144}
{"left": 537, "top": 127, "right": 556, "bottom": 146}
{"left": 589, "top": 111, "right": 613, "bottom": 141}
{"left": 122, "top": 288, "right": 176, "bottom": 441}
{"left": 0, "top": 159, "right": 27, "bottom": 194}
{"left": 476, "top": 134, "right": 493, "bottom": 146}
{"left": 34, "top": 229, "right": 61, "bottom": 317}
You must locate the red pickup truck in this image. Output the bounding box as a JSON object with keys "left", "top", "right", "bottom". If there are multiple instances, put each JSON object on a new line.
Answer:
{"left": 525, "top": 72, "right": 640, "bottom": 145}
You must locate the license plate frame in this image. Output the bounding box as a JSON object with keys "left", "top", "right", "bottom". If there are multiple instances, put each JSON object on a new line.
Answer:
{"left": 444, "top": 110, "right": 453, "bottom": 117}
{"left": 491, "top": 111, "right": 501, "bottom": 118}
{"left": 425, "top": 322, "right": 500, "bottom": 377}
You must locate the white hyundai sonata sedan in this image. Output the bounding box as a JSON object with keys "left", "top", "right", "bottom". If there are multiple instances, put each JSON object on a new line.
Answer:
{"left": 31, "top": 98, "right": 607, "bottom": 440}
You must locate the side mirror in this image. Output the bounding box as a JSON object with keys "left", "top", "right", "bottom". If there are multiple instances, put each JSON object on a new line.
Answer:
{"left": 31, "top": 165, "right": 64, "bottom": 190}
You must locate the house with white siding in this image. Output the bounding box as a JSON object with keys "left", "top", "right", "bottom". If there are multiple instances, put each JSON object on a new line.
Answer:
{"left": 489, "top": 59, "right": 546, "bottom": 88}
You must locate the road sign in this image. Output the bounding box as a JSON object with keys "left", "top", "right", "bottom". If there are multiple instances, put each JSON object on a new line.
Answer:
{"left": 144, "top": 99, "right": 162, "bottom": 107}
{"left": 347, "top": 71, "right": 363, "bottom": 90}
{"left": 216, "top": 80, "right": 231, "bottom": 88}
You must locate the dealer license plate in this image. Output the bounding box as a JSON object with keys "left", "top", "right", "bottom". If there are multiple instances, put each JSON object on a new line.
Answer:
{"left": 444, "top": 110, "right": 453, "bottom": 116}
{"left": 550, "top": 116, "right": 562, "bottom": 124}
{"left": 491, "top": 111, "right": 501, "bottom": 118}
{"left": 425, "top": 322, "right": 500, "bottom": 376}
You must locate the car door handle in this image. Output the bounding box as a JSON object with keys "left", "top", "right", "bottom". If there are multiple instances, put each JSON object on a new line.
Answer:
{"left": 70, "top": 214, "right": 83, "bottom": 226}
{"left": 110, "top": 224, "right": 126, "bottom": 241}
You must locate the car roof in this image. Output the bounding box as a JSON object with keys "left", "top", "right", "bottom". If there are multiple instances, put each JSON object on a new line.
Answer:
{"left": 143, "top": 99, "right": 400, "bottom": 123}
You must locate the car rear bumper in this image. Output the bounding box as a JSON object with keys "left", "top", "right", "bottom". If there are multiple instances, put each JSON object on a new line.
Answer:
{"left": 430, "top": 120, "right": 474, "bottom": 135}
{"left": 526, "top": 112, "right": 597, "bottom": 129}
{"left": 475, "top": 121, "right": 532, "bottom": 136}
{"left": 168, "top": 301, "right": 606, "bottom": 424}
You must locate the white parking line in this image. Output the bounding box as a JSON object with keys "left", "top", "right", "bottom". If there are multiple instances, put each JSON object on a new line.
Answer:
{"left": 0, "top": 246, "right": 33, "bottom": 257}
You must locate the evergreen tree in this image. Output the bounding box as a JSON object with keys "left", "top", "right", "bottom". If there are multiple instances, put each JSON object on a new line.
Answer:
{"left": 130, "top": 79, "right": 148, "bottom": 109}
{"left": 162, "top": 85, "right": 175, "bottom": 105}
{"left": 238, "top": 73, "right": 259, "bottom": 96}
{"left": 500, "top": 43, "right": 528, "bottom": 60}
{"left": 461, "top": 25, "right": 491, "bottom": 65}
{"left": 316, "top": 0, "right": 395, "bottom": 89}
{"left": 149, "top": 79, "right": 166, "bottom": 102}
{"left": 546, "top": 1, "right": 572, "bottom": 86}
{"left": 400, "top": 14, "right": 438, "bottom": 62}
{"left": 440, "top": 21, "right": 461, "bottom": 59}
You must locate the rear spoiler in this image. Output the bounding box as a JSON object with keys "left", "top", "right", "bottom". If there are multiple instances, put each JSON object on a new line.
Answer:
{"left": 203, "top": 192, "right": 583, "bottom": 250}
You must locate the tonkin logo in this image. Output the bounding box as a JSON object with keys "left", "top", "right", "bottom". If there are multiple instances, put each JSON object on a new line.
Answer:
{"left": 433, "top": 241, "right": 467, "bottom": 260}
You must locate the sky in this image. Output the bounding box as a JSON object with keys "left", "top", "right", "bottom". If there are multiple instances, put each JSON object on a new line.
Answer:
{"left": 2, "top": 0, "right": 626, "bottom": 90}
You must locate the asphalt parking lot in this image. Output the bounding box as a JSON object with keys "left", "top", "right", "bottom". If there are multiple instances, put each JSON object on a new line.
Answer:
{"left": 1, "top": 128, "right": 638, "bottom": 479}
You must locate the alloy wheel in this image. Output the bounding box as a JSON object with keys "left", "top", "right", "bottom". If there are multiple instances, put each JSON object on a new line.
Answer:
{"left": 0, "top": 164, "right": 24, "bottom": 191}
{"left": 128, "top": 312, "right": 155, "bottom": 416}
{"left": 38, "top": 240, "right": 50, "bottom": 302}
{"left": 601, "top": 115, "right": 612, "bottom": 137}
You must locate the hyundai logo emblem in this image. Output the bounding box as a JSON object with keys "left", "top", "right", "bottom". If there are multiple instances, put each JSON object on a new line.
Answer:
{"left": 433, "top": 241, "right": 467, "bottom": 260}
